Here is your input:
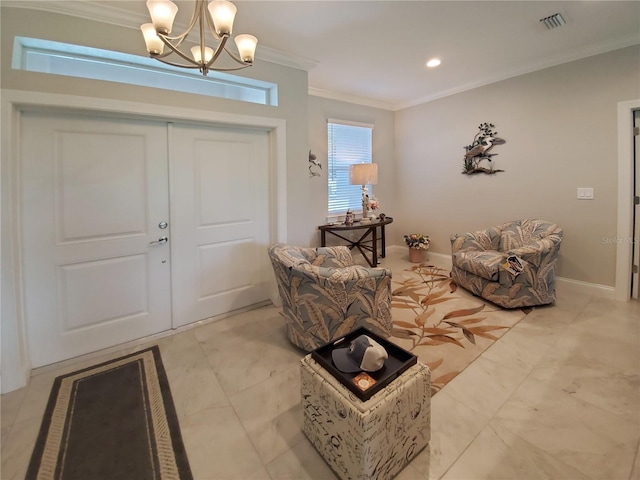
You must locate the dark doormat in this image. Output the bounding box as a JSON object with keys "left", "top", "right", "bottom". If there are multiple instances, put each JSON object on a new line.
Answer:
{"left": 26, "top": 345, "right": 193, "bottom": 480}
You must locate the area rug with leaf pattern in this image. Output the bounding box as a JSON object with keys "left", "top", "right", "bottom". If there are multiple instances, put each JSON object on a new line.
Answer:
{"left": 388, "top": 264, "right": 530, "bottom": 395}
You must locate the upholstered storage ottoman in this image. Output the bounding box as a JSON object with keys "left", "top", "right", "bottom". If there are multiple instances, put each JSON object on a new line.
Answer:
{"left": 300, "top": 354, "right": 431, "bottom": 480}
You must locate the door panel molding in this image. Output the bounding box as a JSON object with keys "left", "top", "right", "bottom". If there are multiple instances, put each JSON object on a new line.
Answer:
{"left": 58, "top": 254, "right": 149, "bottom": 331}
{"left": 55, "top": 129, "right": 148, "bottom": 242}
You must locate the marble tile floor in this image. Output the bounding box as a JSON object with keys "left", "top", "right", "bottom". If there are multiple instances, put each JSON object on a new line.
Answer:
{"left": 2, "top": 248, "right": 639, "bottom": 480}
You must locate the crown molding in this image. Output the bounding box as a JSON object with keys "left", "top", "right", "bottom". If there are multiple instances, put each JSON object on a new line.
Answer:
{"left": 257, "top": 45, "right": 317, "bottom": 72}
{"left": 5, "top": 1, "right": 638, "bottom": 111}
{"left": 308, "top": 87, "right": 395, "bottom": 112}
{"left": 315, "top": 35, "right": 639, "bottom": 111}
{"left": 398, "top": 34, "right": 640, "bottom": 110}
{"left": 2, "top": 0, "right": 316, "bottom": 72}
{"left": 2, "top": 1, "right": 143, "bottom": 25}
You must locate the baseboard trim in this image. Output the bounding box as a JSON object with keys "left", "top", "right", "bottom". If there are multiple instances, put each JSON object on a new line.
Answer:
{"left": 425, "top": 251, "right": 454, "bottom": 265}
{"left": 387, "top": 245, "right": 616, "bottom": 300}
{"left": 555, "top": 277, "right": 615, "bottom": 299}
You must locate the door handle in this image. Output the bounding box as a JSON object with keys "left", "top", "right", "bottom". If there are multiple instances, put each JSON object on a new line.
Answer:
{"left": 149, "top": 236, "right": 168, "bottom": 245}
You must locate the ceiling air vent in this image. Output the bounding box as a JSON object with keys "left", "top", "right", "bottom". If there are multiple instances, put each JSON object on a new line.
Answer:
{"left": 539, "top": 13, "right": 566, "bottom": 29}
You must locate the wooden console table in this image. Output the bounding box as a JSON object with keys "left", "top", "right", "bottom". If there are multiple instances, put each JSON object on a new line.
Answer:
{"left": 318, "top": 217, "right": 393, "bottom": 267}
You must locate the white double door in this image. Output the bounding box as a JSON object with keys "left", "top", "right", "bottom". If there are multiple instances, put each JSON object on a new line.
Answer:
{"left": 20, "top": 111, "right": 271, "bottom": 368}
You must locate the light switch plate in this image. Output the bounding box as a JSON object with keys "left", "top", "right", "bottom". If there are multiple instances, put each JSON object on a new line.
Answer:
{"left": 577, "top": 187, "right": 594, "bottom": 199}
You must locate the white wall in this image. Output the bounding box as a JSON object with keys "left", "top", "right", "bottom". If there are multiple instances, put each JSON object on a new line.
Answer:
{"left": 394, "top": 45, "right": 640, "bottom": 287}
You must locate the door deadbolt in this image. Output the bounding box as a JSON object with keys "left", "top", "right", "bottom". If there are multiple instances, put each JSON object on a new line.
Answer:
{"left": 159, "top": 221, "right": 168, "bottom": 229}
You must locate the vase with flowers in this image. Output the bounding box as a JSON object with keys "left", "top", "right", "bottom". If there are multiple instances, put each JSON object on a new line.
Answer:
{"left": 367, "top": 196, "right": 380, "bottom": 217}
{"left": 361, "top": 196, "right": 380, "bottom": 223}
{"left": 404, "top": 233, "right": 430, "bottom": 263}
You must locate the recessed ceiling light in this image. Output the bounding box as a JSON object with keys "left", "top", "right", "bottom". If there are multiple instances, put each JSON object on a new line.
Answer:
{"left": 426, "top": 58, "right": 441, "bottom": 68}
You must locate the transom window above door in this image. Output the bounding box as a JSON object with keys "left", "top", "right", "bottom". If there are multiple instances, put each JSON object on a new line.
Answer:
{"left": 12, "top": 36, "right": 278, "bottom": 106}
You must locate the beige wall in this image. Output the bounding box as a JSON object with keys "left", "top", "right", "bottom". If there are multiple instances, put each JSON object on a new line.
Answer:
{"left": 307, "top": 95, "right": 396, "bottom": 246}
{"left": 394, "top": 45, "right": 640, "bottom": 287}
{"left": 5, "top": 7, "right": 640, "bottom": 285}
{"left": 2, "top": 8, "right": 638, "bottom": 287}
{"left": 6, "top": 9, "right": 636, "bottom": 288}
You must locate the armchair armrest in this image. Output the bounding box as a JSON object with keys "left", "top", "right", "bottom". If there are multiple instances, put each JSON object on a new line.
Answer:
{"left": 289, "top": 263, "right": 390, "bottom": 284}
{"left": 343, "top": 265, "right": 391, "bottom": 280}
{"left": 309, "top": 265, "right": 391, "bottom": 281}
{"left": 506, "top": 236, "right": 562, "bottom": 266}
{"left": 452, "top": 250, "right": 505, "bottom": 281}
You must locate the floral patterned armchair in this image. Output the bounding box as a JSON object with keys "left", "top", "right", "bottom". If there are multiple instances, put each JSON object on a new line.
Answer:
{"left": 268, "top": 244, "right": 392, "bottom": 351}
{"left": 450, "top": 219, "right": 563, "bottom": 308}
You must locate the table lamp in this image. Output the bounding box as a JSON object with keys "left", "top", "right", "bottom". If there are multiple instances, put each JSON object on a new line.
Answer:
{"left": 349, "top": 163, "right": 378, "bottom": 221}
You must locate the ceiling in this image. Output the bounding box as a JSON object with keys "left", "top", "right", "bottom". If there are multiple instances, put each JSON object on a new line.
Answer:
{"left": 5, "top": 1, "right": 640, "bottom": 110}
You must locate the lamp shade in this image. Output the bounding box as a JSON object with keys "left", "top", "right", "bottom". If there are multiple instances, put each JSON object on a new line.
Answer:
{"left": 349, "top": 163, "right": 379, "bottom": 185}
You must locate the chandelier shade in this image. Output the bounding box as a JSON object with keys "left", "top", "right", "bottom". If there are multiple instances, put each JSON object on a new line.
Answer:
{"left": 208, "top": 0, "right": 236, "bottom": 36}
{"left": 141, "top": 23, "right": 165, "bottom": 55}
{"left": 141, "top": 0, "right": 258, "bottom": 75}
{"left": 147, "top": 0, "right": 178, "bottom": 34}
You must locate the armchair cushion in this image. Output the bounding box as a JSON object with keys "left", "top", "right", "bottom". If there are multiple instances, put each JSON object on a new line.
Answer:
{"left": 452, "top": 250, "right": 505, "bottom": 281}
{"left": 450, "top": 226, "right": 502, "bottom": 253}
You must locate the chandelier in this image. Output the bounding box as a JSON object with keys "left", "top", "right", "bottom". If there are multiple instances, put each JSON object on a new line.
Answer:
{"left": 141, "top": 0, "right": 258, "bottom": 75}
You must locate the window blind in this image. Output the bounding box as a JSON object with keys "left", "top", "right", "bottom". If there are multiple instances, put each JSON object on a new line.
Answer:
{"left": 327, "top": 120, "right": 373, "bottom": 215}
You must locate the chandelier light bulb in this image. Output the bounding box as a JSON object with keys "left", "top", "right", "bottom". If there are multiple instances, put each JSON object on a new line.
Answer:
{"left": 426, "top": 58, "right": 441, "bottom": 68}
{"left": 146, "top": 0, "right": 178, "bottom": 35}
{"left": 191, "top": 45, "right": 214, "bottom": 63}
{"left": 208, "top": 0, "right": 237, "bottom": 37}
{"left": 141, "top": 23, "right": 165, "bottom": 54}
{"left": 235, "top": 34, "right": 258, "bottom": 63}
